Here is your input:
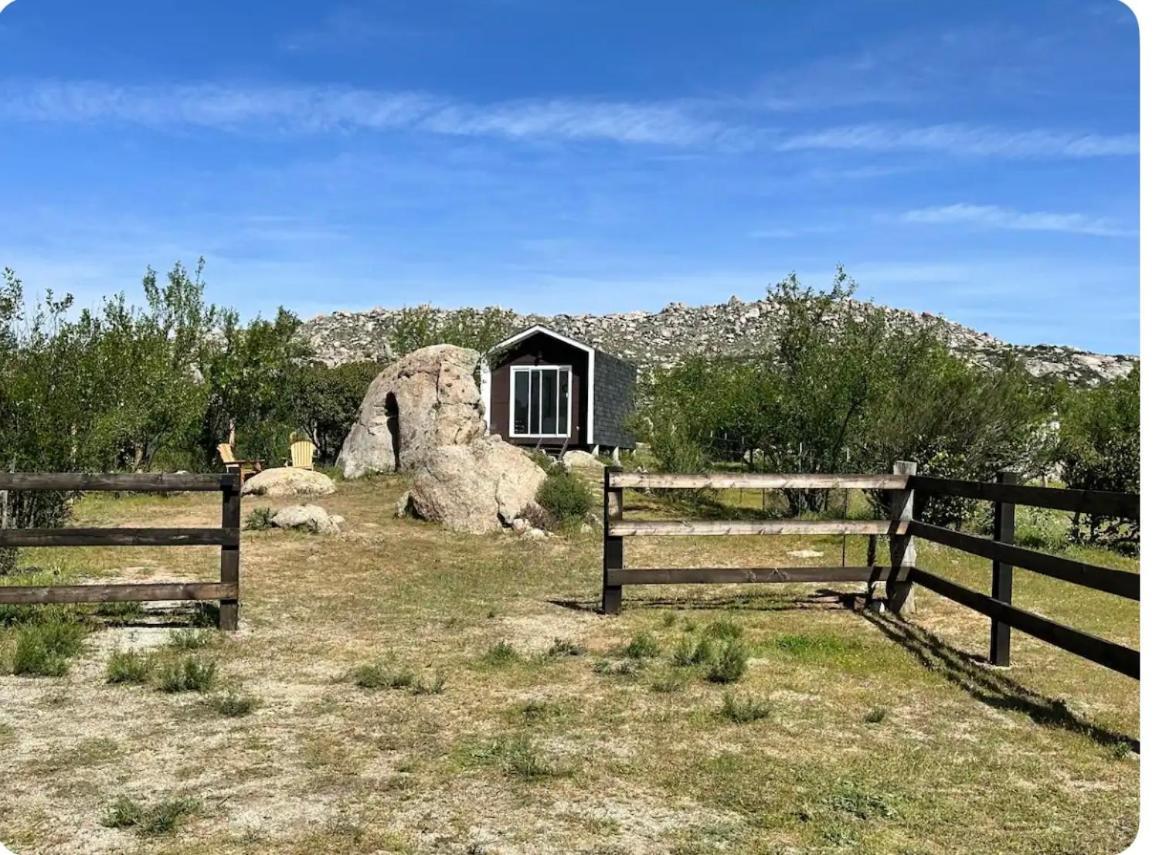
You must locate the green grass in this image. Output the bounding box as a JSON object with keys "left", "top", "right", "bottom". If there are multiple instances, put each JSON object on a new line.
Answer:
{"left": 470, "top": 734, "right": 566, "bottom": 780}
{"left": 624, "top": 631, "right": 661, "bottom": 659}
{"left": 167, "top": 628, "right": 216, "bottom": 651}
{"left": 480, "top": 641, "right": 521, "bottom": 666}
{"left": 350, "top": 663, "right": 418, "bottom": 690}
{"left": 105, "top": 649, "right": 154, "bottom": 685}
{"left": 156, "top": 656, "right": 218, "bottom": 693}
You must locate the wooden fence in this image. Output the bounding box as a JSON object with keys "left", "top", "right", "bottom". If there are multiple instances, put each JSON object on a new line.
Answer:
{"left": 0, "top": 473, "right": 242, "bottom": 631}
{"left": 601, "top": 464, "right": 1139, "bottom": 679}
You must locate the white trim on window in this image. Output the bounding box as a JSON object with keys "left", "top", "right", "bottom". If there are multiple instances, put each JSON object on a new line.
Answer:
{"left": 509, "top": 364, "right": 572, "bottom": 438}
{"left": 489, "top": 325, "right": 595, "bottom": 441}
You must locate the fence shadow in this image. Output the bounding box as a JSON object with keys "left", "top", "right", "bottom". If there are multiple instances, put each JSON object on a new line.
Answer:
{"left": 844, "top": 596, "right": 1138, "bottom": 752}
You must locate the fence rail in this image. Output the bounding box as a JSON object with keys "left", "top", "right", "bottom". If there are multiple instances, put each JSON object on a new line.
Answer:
{"left": 0, "top": 472, "right": 242, "bottom": 630}
{"left": 601, "top": 465, "right": 1139, "bottom": 680}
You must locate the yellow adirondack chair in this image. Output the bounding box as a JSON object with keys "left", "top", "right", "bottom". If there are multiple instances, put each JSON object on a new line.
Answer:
{"left": 289, "top": 433, "right": 316, "bottom": 470}
{"left": 217, "top": 443, "right": 263, "bottom": 484}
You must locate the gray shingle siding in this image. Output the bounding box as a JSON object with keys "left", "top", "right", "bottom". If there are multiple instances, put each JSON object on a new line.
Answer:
{"left": 592, "top": 351, "right": 636, "bottom": 449}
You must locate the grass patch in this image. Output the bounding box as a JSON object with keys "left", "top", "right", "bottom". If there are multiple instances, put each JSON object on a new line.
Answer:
{"left": 10, "top": 619, "right": 89, "bottom": 677}
{"left": 411, "top": 673, "right": 446, "bottom": 695}
{"left": 545, "top": 637, "right": 585, "bottom": 658}
{"left": 650, "top": 672, "right": 686, "bottom": 693}
{"left": 773, "top": 632, "right": 864, "bottom": 660}
{"left": 593, "top": 658, "right": 639, "bottom": 677}
{"left": 824, "top": 781, "right": 898, "bottom": 821}
{"left": 244, "top": 506, "right": 276, "bottom": 531}
{"left": 157, "top": 656, "right": 218, "bottom": 693}
{"left": 704, "top": 618, "right": 744, "bottom": 641}
{"left": 167, "top": 628, "right": 216, "bottom": 650}
{"left": 471, "top": 733, "right": 567, "bottom": 780}
{"left": 720, "top": 692, "right": 771, "bottom": 723}
{"left": 105, "top": 649, "right": 154, "bottom": 685}
{"left": 101, "top": 794, "right": 200, "bottom": 836}
{"left": 624, "top": 631, "right": 661, "bottom": 659}
{"left": 208, "top": 690, "right": 261, "bottom": 717}
{"left": 672, "top": 636, "right": 698, "bottom": 667}
{"left": 350, "top": 663, "right": 416, "bottom": 690}
{"left": 481, "top": 641, "right": 521, "bottom": 666}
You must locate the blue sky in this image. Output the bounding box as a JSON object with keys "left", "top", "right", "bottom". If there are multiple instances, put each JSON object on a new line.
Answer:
{"left": 0, "top": 0, "right": 1140, "bottom": 353}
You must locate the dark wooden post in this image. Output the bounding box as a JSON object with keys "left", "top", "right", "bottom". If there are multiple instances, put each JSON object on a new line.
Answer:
{"left": 989, "top": 471, "right": 1018, "bottom": 666}
{"left": 887, "top": 460, "right": 917, "bottom": 615}
{"left": 218, "top": 474, "right": 241, "bottom": 631}
{"left": 602, "top": 466, "right": 624, "bottom": 615}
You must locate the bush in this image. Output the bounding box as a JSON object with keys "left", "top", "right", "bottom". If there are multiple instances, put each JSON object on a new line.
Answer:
{"left": 481, "top": 641, "right": 520, "bottom": 666}
{"left": 167, "top": 629, "right": 215, "bottom": 650}
{"left": 720, "top": 692, "right": 772, "bottom": 723}
{"left": 157, "top": 656, "right": 218, "bottom": 693}
{"left": 535, "top": 470, "right": 593, "bottom": 528}
{"left": 106, "top": 650, "right": 154, "bottom": 685}
{"left": 244, "top": 506, "right": 276, "bottom": 531}
{"left": 624, "top": 631, "right": 661, "bottom": 659}
{"left": 706, "top": 639, "right": 748, "bottom": 684}
{"left": 11, "top": 619, "right": 89, "bottom": 677}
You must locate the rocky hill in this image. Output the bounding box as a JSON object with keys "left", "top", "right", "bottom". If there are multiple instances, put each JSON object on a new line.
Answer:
{"left": 298, "top": 295, "right": 1136, "bottom": 387}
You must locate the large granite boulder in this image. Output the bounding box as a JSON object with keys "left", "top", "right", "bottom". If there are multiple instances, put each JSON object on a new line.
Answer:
{"left": 399, "top": 436, "right": 547, "bottom": 534}
{"left": 241, "top": 467, "right": 336, "bottom": 498}
{"left": 336, "top": 345, "right": 485, "bottom": 479}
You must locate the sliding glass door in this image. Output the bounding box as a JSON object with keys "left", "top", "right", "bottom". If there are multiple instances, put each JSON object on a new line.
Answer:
{"left": 511, "top": 366, "right": 571, "bottom": 437}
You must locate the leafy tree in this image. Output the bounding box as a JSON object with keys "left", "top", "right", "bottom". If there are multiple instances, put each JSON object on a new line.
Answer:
{"left": 289, "top": 361, "right": 383, "bottom": 463}
{"left": 1051, "top": 368, "right": 1139, "bottom": 551}
{"left": 389, "top": 305, "right": 516, "bottom": 356}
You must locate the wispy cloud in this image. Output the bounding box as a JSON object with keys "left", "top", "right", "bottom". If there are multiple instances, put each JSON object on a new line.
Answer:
{"left": 0, "top": 80, "right": 1138, "bottom": 159}
{"left": 900, "top": 203, "right": 1137, "bottom": 237}
{"left": 0, "top": 80, "right": 722, "bottom": 146}
{"left": 778, "top": 123, "right": 1138, "bottom": 158}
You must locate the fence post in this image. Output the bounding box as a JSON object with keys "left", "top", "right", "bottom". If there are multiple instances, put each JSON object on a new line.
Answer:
{"left": 887, "top": 460, "right": 917, "bottom": 615}
{"left": 989, "top": 471, "right": 1018, "bottom": 666}
{"left": 602, "top": 466, "right": 624, "bottom": 615}
{"left": 218, "top": 474, "right": 241, "bottom": 631}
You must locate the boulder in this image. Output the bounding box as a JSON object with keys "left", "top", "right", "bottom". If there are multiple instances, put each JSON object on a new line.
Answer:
{"left": 562, "top": 450, "right": 604, "bottom": 473}
{"left": 271, "top": 504, "right": 342, "bottom": 535}
{"left": 336, "top": 345, "right": 485, "bottom": 479}
{"left": 403, "top": 436, "right": 547, "bottom": 534}
{"left": 241, "top": 467, "right": 336, "bottom": 498}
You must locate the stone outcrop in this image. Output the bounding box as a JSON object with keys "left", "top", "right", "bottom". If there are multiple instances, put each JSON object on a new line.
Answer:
{"left": 241, "top": 467, "right": 336, "bottom": 498}
{"left": 299, "top": 297, "right": 1136, "bottom": 388}
{"left": 398, "top": 436, "right": 547, "bottom": 535}
{"left": 336, "top": 345, "right": 486, "bottom": 479}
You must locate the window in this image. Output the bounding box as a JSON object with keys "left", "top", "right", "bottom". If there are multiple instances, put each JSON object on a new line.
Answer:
{"left": 511, "top": 366, "right": 571, "bottom": 437}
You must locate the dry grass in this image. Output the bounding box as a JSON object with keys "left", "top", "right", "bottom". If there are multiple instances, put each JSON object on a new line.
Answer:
{"left": 0, "top": 475, "right": 1139, "bottom": 854}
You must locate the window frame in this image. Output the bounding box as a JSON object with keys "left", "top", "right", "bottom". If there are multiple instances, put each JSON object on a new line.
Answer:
{"left": 509, "top": 364, "right": 573, "bottom": 438}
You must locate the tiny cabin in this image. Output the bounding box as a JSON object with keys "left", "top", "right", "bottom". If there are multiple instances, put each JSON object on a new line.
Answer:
{"left": 481, "top": 325, "right": 636, "bottom": 456}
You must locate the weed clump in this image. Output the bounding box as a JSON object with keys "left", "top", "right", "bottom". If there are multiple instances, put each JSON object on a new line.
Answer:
{"left": 481, "top": 641, "right": 520, "bottom": 666}
{"left": 157, "top": 656, "right": 218, "bottom": 693}
{"left": 706, "top": 639, "right": 748, "bottom": 684}
{"left": 106, "top": 649, "right": 154, "bottom": 685}
{"left": 624, "top": 631, "right": 661, "bottom": 659}
{"left": 546, "top": 638, "right": 585, "bottom": 658}
{"left": 101, "top": 794, "right": 199, "bottom": 836}
{"left": 11, "top": 619, "right": 88, "bottom": 677}
{"left": 167, "top": 629, "right": 215, "bottom": 651}
{"left": 720, "top": 692, "right": 771, "bottom": 723}
{"left": 209, "top": 690, "right": 261, "bottom": 717}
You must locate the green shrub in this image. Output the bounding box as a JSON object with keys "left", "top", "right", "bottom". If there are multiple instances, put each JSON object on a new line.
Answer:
{"left": 671, "top": 637, "right": 698, "bottom": 667}
{"left": 243, "top": 506, "right": 276, "bottom": 531}
{"left": 535, "top": 470, "right": 593, "bottom": 528}
{"left": 720, "top": 692, "right": 772, "bottom": 723}
{"left": 11, "top": 619, "right": 89, "bottom": 677}
{"left": 481, "top": 641, "right": 520, "bottom": 666}
{"left": 691, "top": 637, "right": 718, "bottom": 665}
{"left": 208, "top": 690, "right": 261, "bottom": 717}
{"left": 706, "top": 640, "right": 748, "bottom": 684}
{"left": 624, "top": 631, "right": 660, "bottom": 659}
{"left": 351, "top": 663, "right": 390, "bottom": 689}
{"left": 106, "top": 650, "right": 154, "bottom": 685}
{"left": 157, "top": 656, "right": 218, "bottom": 693}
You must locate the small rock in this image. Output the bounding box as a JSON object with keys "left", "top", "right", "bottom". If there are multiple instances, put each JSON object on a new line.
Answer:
{"left": 242, "top": 467, "right": 336, "bottom": 498}
{"left": 520, "top": 528, "right": 548, "bottom": 541}
{"left": 787, "top": 549, "right": 824, "bottom": 559}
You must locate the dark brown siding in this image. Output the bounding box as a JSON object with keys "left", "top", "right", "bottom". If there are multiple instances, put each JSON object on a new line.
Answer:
{"left": 490, "top": 333, "right": 588, "bottom": 446}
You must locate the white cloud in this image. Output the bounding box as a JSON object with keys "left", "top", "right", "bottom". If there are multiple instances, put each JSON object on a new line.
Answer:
{"left": 777, "top": 123, "right": 1138, "bottom": 158}
{"left": 900, "top": 203, "right": 1137, "bottom": 237}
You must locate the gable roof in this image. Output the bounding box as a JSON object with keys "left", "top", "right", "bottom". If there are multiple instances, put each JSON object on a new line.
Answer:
{"left": 488, "top": 324, "right": 596, "bottom": 357}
